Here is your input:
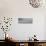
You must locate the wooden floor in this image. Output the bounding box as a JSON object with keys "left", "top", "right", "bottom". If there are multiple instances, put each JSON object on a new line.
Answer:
{"left": 0, "top": 40, "right": 46, "bottom": 46}
{"left": 0, "top": 40, "right": 16, "bottom": 46}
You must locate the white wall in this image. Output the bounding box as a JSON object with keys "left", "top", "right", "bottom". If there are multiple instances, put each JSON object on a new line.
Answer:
{"left": 8, "top": 15, "right": 44, "bottom": 40}
{"left": 0, "top": 0, "right": 46, "bottom": 40}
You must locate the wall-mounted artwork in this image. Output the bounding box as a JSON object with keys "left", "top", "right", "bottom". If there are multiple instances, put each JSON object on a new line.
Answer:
{"left": 0, "top": 17, "right": 12, "bottom": 39}
{"left": 1, "top": 17, "right": 12, "bottom": 32}
{"left": 18, "top": 18, "right": 33, "bottom": 24}
{"left": 29, "top": 0, "right": 45, "bottom": 8}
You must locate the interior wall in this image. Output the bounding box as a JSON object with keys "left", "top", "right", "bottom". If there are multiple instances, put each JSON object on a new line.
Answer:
{"left": 0, "top": 0, "right": 46, "bottom": 40}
